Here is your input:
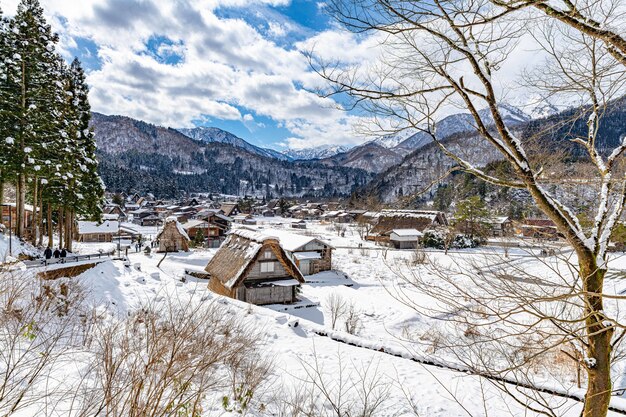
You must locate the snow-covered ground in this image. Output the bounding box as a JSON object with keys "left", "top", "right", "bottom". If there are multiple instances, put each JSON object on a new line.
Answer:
{"left": 5, "top": 217, "right": 626, "bottom": 416}
{"left": 0, "top": 232, "right": 38, "bottom": 263}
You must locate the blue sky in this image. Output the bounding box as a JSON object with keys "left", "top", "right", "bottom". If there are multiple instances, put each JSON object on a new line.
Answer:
{"left": 1, "top": 0, "right": 368, "bottom": 151}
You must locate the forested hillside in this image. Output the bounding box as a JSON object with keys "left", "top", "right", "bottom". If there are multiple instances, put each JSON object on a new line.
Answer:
{"left": 92, "top": 113, "right": 372, "bottom": 198}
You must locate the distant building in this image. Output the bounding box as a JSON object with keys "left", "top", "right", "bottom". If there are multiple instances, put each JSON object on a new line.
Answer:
{"left": 76, "top": 220, "right": 119, "bottom": 243}
{"left": 389, "top": 229, "right": 423, "bottom": 249}
{"left": 205, "top": 229, "right": 305, "bottom": 305}
{"left": 155, "top": 217, "right": 190, "bottom": 252}
{"left": 364, "top": 209, "right": 448, "bottom": 242}
{"left": 220, "top": 203, "right": 240, "bottom": 217}
{"left": 520, "top": 218, "right": 560, "bottom": 239}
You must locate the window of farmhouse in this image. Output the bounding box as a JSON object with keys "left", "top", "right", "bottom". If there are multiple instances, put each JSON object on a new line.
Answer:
{"left": 264, "top": 250, "right": 272, "bottom": 259}
{"left": 260, "top": 262, "right": 275, "bottom": 273}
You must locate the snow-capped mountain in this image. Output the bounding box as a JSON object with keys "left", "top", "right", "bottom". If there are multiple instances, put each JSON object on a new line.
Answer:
{"left": 319, "top": 104, "right": 531, "bottom": 173}
{"left": 177, "top": 127, "right": 291, "bottom": 161}
{"left": 371, "top": 129, "right": 419, "bottom": 149}
{"left": 281, "top": 145, "right": 351, "bottom": 160}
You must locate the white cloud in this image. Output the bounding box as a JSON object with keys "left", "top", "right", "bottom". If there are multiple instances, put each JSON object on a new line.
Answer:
{"left": 1, "top": 0, "right": 372, "bottom": 148}
{"left": 1, "top": 0, "right": 558, "bottom": 150}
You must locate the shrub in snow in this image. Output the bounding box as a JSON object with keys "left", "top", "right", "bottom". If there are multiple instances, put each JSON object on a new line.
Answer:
{"left": 422, "top": 230, "right": 445, "bottom": 249}
{"left": 452, "top": 234, "right": 479, "bottom": 249}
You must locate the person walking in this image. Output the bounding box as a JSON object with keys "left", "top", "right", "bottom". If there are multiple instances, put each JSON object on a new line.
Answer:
{"left": 60, "top": 248, "right": 67, "bottom": 263}
{"left": 53, "top": 248, "right": 60, "bottom": 259}
{"left": 44, "top": 246, "right": 52, "bottom": 260}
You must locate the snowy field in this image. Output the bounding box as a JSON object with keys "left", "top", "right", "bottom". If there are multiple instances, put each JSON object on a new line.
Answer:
{"left": 3, "top": 218, "right": 626, "bottom": 416}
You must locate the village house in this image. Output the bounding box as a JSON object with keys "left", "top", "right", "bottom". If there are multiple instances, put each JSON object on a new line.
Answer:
{"left": 155, "top": 217, "right": 190, "bottom": 252}
{"left": 255, "top": 228, "right": 333, "bottom": 275}
{"left": 520, "top": 218, "right": 561, "bottom": 239}
{"left": 389, "top": 229, "right": 423, "bottom": 249}
{"left": 183, "top": 212, "right": 231, "bottom": 247}
{"left": 103, "top": 205, "right": 127, "bottom": 222}
{"left": 487, "top": 216, "right": 513, "bottom": 237}
{"left": 364, "top": 209, "right": 448, "bottom": 243}
{"left": 75, "top": 220, "right": 119, "bottom": 243}
{"left": 205, "top": 229, "right": 305, "bottom": 305}
{"left": 233, "top": 214, "right": 256, "bottom": 225}
{"left": 130, "top": 209, "right": 162, "bottom": 227}
{"left": 1, "top": 203, "right": 37, "bottom": 234}
{"left": 220, "top": 203, "right": 240, "bottom": 217}
{"left": 291, "top": 219, "right": 307, "bottom": 229}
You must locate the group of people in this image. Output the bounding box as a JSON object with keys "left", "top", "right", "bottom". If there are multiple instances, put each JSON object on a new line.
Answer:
{"left": 43, "top": 246, "right": 69, "bottom": 262}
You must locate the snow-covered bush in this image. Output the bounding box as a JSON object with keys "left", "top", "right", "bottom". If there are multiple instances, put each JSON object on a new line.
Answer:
{"left": 422, "top": 230, "right": 445, "bottom": 249}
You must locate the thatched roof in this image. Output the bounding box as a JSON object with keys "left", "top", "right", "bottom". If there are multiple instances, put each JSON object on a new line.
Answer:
{"left": 156, "top": 217, "right": 190, "bottom": 241}
{"left": 205, "top": 229, "right": 304, "bottom": 289}
{"left": 371, "top": 216, "right": 436, "bottom": 235}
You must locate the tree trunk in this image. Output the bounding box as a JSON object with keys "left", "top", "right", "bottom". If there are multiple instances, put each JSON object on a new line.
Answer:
{"left": 38, "top": 188, "right": 43, "bottom": 247}
{"left": 47, "top": 203, "right": 53, "bottom": 248}
{"left": 16, "top": 174, "right": 25, "bottom": 238}
{"left": 58, "top": 208, "right": 63, "bottom": 249}
{"left": 65, "top": 209, "right": 73, "bottom": 252}
{"left": 580, "top": 253, "right": 613, "bottom": 417}
{"left": 31, "top": 178, "right": 38, "bottom": 246}
{"left": 0, "top": 173, "right": 3, "bottom": 205}
{"left": 17, "top": 59, "right": 26, "bottom": 239}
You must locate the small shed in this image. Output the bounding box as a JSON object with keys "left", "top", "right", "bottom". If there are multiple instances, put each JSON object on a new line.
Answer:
{"left": 155, "top": 217, "right": 190, "bottom": 252}
{"left": 389, "top": 229, "right": 423, "bottom": 249}
{"left": 76, "top": 220, "right": 119, "bottom": 243}
{"left": 206, "top": 229, "right": 304, "bottom": 305}
{"left": 291, "top": 220, "right": 307, "bottom": 229}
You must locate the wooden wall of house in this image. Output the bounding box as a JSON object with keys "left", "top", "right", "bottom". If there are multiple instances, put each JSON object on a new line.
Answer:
{"left": 291, "top": 242, "right": 333, "bottom": 274}
{"left": 208, "top": 277, "right": 235, "bottom": 298}
{"left": 79, "top": 233, "right": 113, "bottom": 243}
{"left": 245, "top": 249, "right": 290, "bottom": 280}
{"left": 245, "top": 286, "right": 295, "bottom": 305}
{"left": 158, "top": 224, "right": 189, "bottom": 252}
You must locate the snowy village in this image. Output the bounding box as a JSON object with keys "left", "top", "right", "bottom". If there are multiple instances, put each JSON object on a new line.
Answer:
{"left": 1, "top": 0, "right": 626, "bottom": 416}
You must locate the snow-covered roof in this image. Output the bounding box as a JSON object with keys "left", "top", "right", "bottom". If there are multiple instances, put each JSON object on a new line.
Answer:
{"left": 255, "top": 228, "right": 332, "bottom": 252}
{"left": 157, "top": 217, "right": 190, "bottom": 241}
{"left": 182, "top": 219, "right": 208, "bottom": 230}
{"left": 390, "top": 229, "right": 423, "bottom": 237}
{"left": 78, "top": 220, "right": 119, "bottom": 235}
{"left": 254, "top": 278, "right": 301, "bottom": 287}
{"left": 229, "top": 228, "right": 277, "bottom": 244}
{"left": 293, "top": 251, "right": 322, "bottom": 260}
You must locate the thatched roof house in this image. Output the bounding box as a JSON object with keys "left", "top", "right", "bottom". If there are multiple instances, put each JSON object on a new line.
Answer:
{"left": 205, "top": 229, "right": 304, "bottom": 305}
{"left": 366, "top": 210, "right": 448, "bottom": 236}
{"left": 155, "top": 217, "right": 190, "bottom": 252}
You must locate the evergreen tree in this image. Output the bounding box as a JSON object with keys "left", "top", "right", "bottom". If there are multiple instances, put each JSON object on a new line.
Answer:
{"left": 4, "top": 0, "right": 61, "bottom": 238}
{"left": 0, "top": 0, "right": 105, "bottom": 247}
{"left": 0, "top": 7, "right": 10, "bottom": 204}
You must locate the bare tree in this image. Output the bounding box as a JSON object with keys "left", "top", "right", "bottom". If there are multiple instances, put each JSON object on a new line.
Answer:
{"left": 326, "top": 292, "right": 349, "bottom": 330}
{"left": 295, "top": 347, "right": 392, "bottom": 417}
{"left": 0, "top": 270, "right": 87, "bottom": 416}
{"left": 312, "top": 1, "right": 626, "bottom": 415}
{"left": 77, "top": 294, "right": 270, "bottom": 417}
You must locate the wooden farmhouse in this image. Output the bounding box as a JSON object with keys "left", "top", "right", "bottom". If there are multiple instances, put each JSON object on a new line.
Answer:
{"left": 220, "top": 203, "right": 240, "bottom": 217}
{"left": 76, "top": 220, "right": 119, "bottom": 243}
{"left": 256, "top": 228, "right": 333, "bottom": 275}
{"left": 364, "top": 210, "right": 448, "bottom": 243}
{"left": 155, "top": 217, "right": 190, "bottom": 252}
{"left": 206, "top": 229, "right": 305, "bottom": 305}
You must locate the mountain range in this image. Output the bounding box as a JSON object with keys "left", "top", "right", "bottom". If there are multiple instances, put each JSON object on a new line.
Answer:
{"left": 90, "top": 99, "right": 624, "bottom": 201}
{"left": 91, "top": 113, "right": 372, "bottom": 199}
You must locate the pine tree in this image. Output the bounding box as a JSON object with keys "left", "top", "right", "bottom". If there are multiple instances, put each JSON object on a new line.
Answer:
{"left": 0, "top": 7, "right": 7, "bottom": 204}
{"left": 4, "top": 0, "right": 61, "bottom": 238}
